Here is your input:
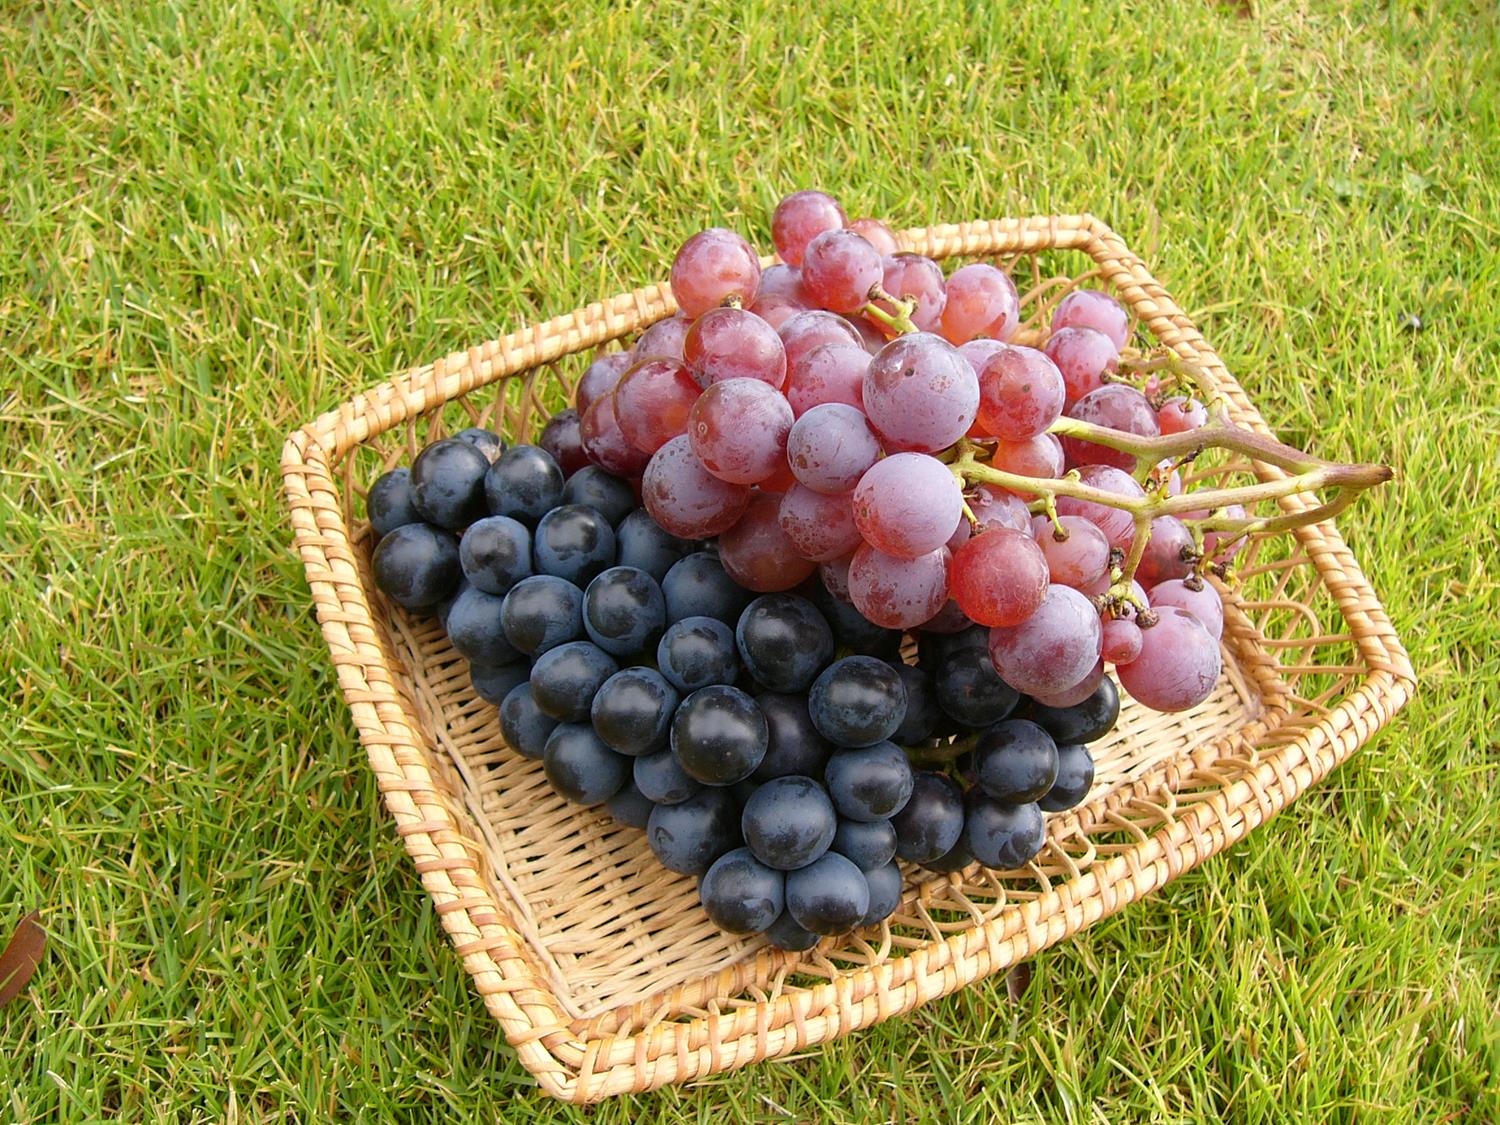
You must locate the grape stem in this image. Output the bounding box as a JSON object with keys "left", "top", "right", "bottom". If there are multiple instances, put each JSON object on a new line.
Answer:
{"left": 1113, "top": 350, "right": 1229, "bottom": 421}
{"left": 861, "top": 286, "right": 919, "bottom": 335}
{"left": 946, "top": 419, "right": 1392, "bottom": 617}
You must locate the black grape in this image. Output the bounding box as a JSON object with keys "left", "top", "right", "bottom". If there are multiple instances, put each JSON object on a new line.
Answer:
{"left": 860, "top": 861, "right": 903, "bottom": 926}
{"left": 410, "top": 437, "right": 490, "bottom": 529}
{"left": 500, "top": 574, "right": 584, "bottom": 656}
{"left": 616, "top": 508, "right": 693, "bottom": 581}
{"left": 646, "top": 788, "right": 740, "bottom": 876}
{"left": 1039, "top": 743, "right": 1095, "bottom": 812}
{"left": 1025, "top": 676, "right": 1119, "bottom": 745}
{"left": 765, "top": 910, "right": 820, "bottom": 952}
{"left": 808, "top": 656, "right": 907, "bottom": 748}
{"left": 605, "top": 778, "right": 656, "bottom": 829}
{"left": 890, "top": 664, "right": 942, "bottom": 745}
{"left": 699, "top": 848, "right": 786, "bottom": 934}
{"left": 499, "top": 683, "right": 559, "bottom": 761}
{"left": 657, "top": 616, "right": 740, "bottom": 694}
{"left": 670, "top": 685, "right": 768, "bottom": 785}
{"left": 590, "top": 667, "right": 678, "bottom": 756}
{"left": 740, "top": 775, "right": 836, "bottom": 870}
{"left": 830, "top": 818, "right": 897, "bottom": 871}
{"left": 484, "top": 444, "right": 564, "bottom": 525}
{"left": 964, "top": 793, "right": 1046, "bottom": 870}
{"left": 533, "top": 504, "right": 617, "bottom": 586}
{"left": 367, "top": 468, "right": 421, "bottom": 538}
{"left": 935, "top": 650, "right": 1019, "bottom": 728}
{"left": 751, "top": 693, "right": 832, "bottom": 782}
{"left": 662, "top": 553, "right": 753, "bottom": 626}
{"left": 470, "top": 661, "right": 529, "bottom": 706}
{"left": 973, "top": 720, "right": 1059, "bottom": 804}
{"left": 633, "top": 749, "right": 701, "bottom": 805}
{"left": 582, "top": 566, "right": 666, "bottom": 658}
{"left": 543, "top": 723, "right": 630, "bottom": 805}
{"left": 561, "top": 465, "right": 636, "bottom": 526}
{"left": 890, "top": 771, "right": 965, "bottom": 864}
{"left": 454, "top": 427, "right": 505, "bottom": 462}
{"left": 735, "top": 595, "right": 834, "bottom": 693}
{"left": 445, "top": 586, "right": 522, "bottom": 666}
{"left": 824, "top": 742, "right": 914, "bottom": 822}
{"left": 786, "top": 852, "right": 870, "bottom": 936}
{"left": 459, "top": 515, "right": 533, "bottom": 595}
{"left": 372, "top": 523, "right": 461, "bottom": 610}
{"left": 528, "top": 641, "right": 618, "bottom": 722}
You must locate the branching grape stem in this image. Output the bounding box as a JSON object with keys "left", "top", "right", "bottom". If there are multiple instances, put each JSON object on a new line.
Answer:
{"left": 948, "top": 422, "right": 1391, "bottom": 614}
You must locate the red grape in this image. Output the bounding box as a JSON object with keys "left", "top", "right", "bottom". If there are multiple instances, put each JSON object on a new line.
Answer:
{"left": 1061, "top": 384, "right": 1160, "bottom": 472}
{"left": 1149, "top": 578, "right": 1224, "bottom": 640}
{"left": 1055, "top": 465, "right": 1146, "bottom": 550}
{"left": 819, "top": 554, "right": 854, "bottom": 602}
{"left": 772, "top": 190, "right": 847, "bottom": 266}
{"left": 848, "top": 542, "right": 950, "bottom": 628}
{"left": 1051, "top": 289, "right": 1130, "bottom": 350}
{"left": 783, "top": 342, "right": 868, "bottom": 416}
{"left": 634, "top": 314, "right": 693, "bottom": 362}
{"left": 1033, "top": 515, "right": 1110, "bottom": 588}
{"left": 801, "top": 229, "right": 883, "bottom": 314}
{"left": 750, "top": 264, "right": 808, "bottom": 328}
{"left": 780, "top": 309, "right": 863, "bottom": 369}
{"left": 969, "top": 484, "right": 1033, "bottom": 533}
{"left": 1043, "top": 327, "right": 1119, "bottom": 405}
{"left": 613, "top": 358, "right": 701, "bottom": 453}
{"left": 863, "top": 332, "right": 978, "bottom": 453}
{"left": 976, "top": 344, "right": 1067, "bottom": 441}
{"left": 949, "top": 528, "right": 1050, "bottom": 627}
{"left": 852, "top": 453, "right": 964, "bottom": 559}
{"left": 786, "top": 403, "right": 882, "bottom": 494}
{"left": 920, "top": 598, "right": 974, "bottom": 634}
{"left": 850, "top": 218, "right": 899, "bottom": 256}
{"left": 756, "top": 459, "right": 798, "bottom": 494}
{"left": 670, "top": 228, "right": 762, "bottom": 318}
{"left": 945, "top": 513, "right": 972, "bottom": 552}
{"left": 1102, "top": 617, "right": 1143, "bottom": 664}
{"left": 576, "top": 351, "right": 632, "bottom": 414}
{"left": 718, "top": 492, "right": 816, "bottom": 592}
{"left": 687, "top": 378, "right": 794, "bottom": 484}
{"left": 938, "top": 264, "right": 1019, "bottom": 345}
{"left": 843, "top": 313, "right": 886, "bottom": 354}
{"left": 683, "top": 307, "right": 788, "bottom": 389}
{"left": 538, "top": 409, "right": 590, "bottom": 477}
{"left": 1031, "top": 659, "right": 1105, "bottom": 708}
{"left": 987, "top": 584, "right": 1103, "bottom": 697}
{"left": 990, "top": 433, "right": 1066, "bottom": 496}
{"left": 642, "top": 435, "right": 751, "bottom": 538}
{"left": 1117, "top": 607, "right": 1221, "bottom": 712}
{"left": 1135, "top": 515, "right": 1195, "bottom": 587}
{"left": 872, "top": 254, "right": 946, "bottom": 334}
{"left": 580, "top": 394, "right": 651, "bottom": 476}
{"left": 1199, "top": 503, "right": 1248, "bottom": 565}
{"left": 959, "top": 337, "right": 1006, "bottom": 374}
{"left": 778, "top": 485, "right": 862, "bottom": 562}
{"left": 1158, "top": 397, "right": 1208, "bottom": 435}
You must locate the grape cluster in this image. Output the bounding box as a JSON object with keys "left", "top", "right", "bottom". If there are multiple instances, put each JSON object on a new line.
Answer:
{"left": 367, "top": 428, "right": 1120, "bottom": 949}
{"left": 566, "top": 189, "right": 1224, "bottom": 714}
{"left": 361, "top": 188, "right": 1245, "bottom": 949}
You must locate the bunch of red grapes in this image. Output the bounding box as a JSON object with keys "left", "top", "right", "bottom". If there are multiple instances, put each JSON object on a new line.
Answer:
{"left": 550, "top": 189, "right": 1229, "bottom": 715}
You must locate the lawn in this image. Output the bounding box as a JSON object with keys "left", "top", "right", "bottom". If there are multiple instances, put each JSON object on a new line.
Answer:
{"left": 2, "top": 0, "right": 1498, "bottom": 1120}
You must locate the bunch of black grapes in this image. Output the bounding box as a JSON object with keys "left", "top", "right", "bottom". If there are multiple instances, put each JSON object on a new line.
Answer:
{"left": 367, "top": 424, "right": 1116, "bottom": 950}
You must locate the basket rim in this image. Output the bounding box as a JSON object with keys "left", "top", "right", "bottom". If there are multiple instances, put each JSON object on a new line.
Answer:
{"left": 280, "top": 214, "right": 1415, "bottom": 1102}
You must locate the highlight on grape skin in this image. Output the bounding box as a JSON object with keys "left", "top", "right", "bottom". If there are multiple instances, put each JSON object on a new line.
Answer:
{"left": 364, "top": 188, "right": 1393, "bottom": 952}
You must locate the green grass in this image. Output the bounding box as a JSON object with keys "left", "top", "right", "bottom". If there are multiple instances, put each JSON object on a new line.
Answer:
{"left": 2, "top": 0, "right": 1497, "bottom": 1120}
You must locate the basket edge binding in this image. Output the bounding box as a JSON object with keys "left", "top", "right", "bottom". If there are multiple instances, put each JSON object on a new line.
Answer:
{"left": 279, "top": 215, "right": 1414, "bottom": 1102}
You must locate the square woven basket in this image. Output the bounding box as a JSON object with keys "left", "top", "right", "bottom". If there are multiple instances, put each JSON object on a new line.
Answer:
{"left": 280, "top": 215, "right": 1415, "bottom": 1104}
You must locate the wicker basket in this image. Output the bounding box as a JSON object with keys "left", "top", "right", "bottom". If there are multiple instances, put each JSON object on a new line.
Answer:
{"left": 280, "top": 215, "right": 1414, "bottom": 1103}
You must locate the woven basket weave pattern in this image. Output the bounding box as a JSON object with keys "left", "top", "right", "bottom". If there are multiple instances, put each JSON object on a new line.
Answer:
{"left": 281, "top": 216, "right": 1413, "bottom": 1103}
